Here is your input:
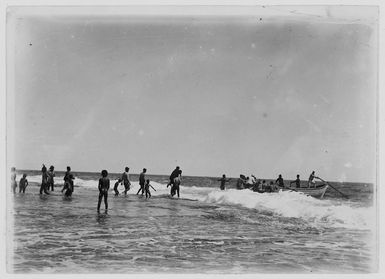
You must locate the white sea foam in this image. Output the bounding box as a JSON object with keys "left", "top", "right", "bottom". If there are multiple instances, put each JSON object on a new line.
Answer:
{"left": 176, "top": 186, "right": 373, "bottom": 230}
{"left": 198, "top": 188, "right": 374, "bottom": 230}
{"left": 19, "top": 175, "right": 373, "bottom": 230}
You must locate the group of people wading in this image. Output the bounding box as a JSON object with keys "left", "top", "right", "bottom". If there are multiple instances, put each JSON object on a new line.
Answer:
{"left": 10, "top": 165, "right": 183, "bottom": 213}
{"left": 11, "top": 165, "right": 76, "bottom": 196}
{"left": 96, "top": 166, "right": 182, "bottom": 212}
{"left": 40, "top": 165, "right": 75, "bottom": 196}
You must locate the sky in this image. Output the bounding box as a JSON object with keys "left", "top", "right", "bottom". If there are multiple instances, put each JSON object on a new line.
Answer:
{"left": 7, "top": 7, "right": 377, "bottom": 182}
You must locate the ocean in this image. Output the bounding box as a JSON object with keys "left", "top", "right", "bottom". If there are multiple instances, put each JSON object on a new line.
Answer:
{"left": 8, "top": 171, "right": 376, "bottom": 273}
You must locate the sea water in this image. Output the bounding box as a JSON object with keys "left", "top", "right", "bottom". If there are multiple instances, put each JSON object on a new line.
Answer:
{"left": 8, "top": 173, "right": 376, "bottom": 273}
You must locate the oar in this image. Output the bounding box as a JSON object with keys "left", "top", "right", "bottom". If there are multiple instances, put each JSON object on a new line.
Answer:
{"left": 319, "top": 178, "right": 348, "bottom": 199}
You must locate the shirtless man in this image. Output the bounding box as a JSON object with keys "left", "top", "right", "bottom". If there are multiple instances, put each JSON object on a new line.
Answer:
{"left": 40, "top": 165, "right": 50, "bottom": 195}
{"left": 47, "top": 165, "right": 55, "bottom": 191}
{"left": 290, "top": 174, "right": 301, "bottom": 188}
{"left": 121, "top": 167, "right": 131, "bottom": 195}
{"left": 275, "top": 174, "right": 285, "bottom": 188}
{"left": 97, "top": 170, "right": 110, "bottom": 212}
{"left": 308, "top": 171, "right": 319, "bottom": 188}
{"left": 167, "top": 166, "right": 181, "bottom": 188}
{"left": 62, "top": 166, "right": 75, "bottom": 196}
{"left": 171, "top": 173, "right": 182, "bottom": 198}
{"left": 19, "top": 174, "right": 28, "bottom": 193}
{"left": 218, "top": 174, "right": 231, "bottom": 190}
{"left": 236, "top": 175, "right": 246, "bottom": 190}
{"left": 137, "top": 168, "right": 147, "bottom": 195}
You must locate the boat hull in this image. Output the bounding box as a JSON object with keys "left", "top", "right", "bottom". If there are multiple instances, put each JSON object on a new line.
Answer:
{"left": 283, "top": 184, "right": 329, "bottom": 198}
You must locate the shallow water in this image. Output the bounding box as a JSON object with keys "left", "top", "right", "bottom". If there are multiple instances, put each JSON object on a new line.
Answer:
{"left": 9, "top": 174, "right": 376, "bottom": 273}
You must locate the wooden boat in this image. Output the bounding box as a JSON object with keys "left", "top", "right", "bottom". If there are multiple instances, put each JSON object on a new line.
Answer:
{"left": 246, "top": 181, "right": 329, "bottom": 199}
{"left": 281, "top": 184, "right": 329, "bottom": 199}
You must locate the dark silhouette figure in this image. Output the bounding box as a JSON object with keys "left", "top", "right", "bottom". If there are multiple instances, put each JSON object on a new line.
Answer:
{"left": 121, "top": 167, "right": 131, "bottom": 195}
{"left": 171, "top": 172, "right": 182, "bottom": 198}
{"left": 40, "top": 165, "right": 50, "bottom": 195}
{"left": 137, "top": 168, "right": 147, "bottom": 195}
{"left": 114, "top": 179, "right": 122, "bottom": 196}
{"left": 97, "top": 170, "right": 110, "bottom": 212}
{"left": 167, "top": 166, "right": 181, "bottom": 188}
{"left": 308, "top": 171, "right": 319, "bottom": 188}
{"left": 236, "top": 175, "right": 246, "bottom": 190}
{"left": 290, "top": 174, "right": 301, "bottom": 188}
{"left": 275, "top": 174, "right": 285, "bottom": 188}
{"left": 144, "top": 179, "right": 156, "bottom": 199}
{"left": 218, "top": 174, "right": 231, "bottom": 190}
{"left": 19, "top": 174, "right": 28, "bottom": 193}
{"left": 62, "top": 166, "right": 75, "bottom": 197}
{"left": 47, "top": 165, "right": 55, "bottom": 191}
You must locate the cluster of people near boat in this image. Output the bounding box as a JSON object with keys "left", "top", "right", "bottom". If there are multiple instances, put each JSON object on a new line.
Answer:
{"left": 218, "top": 171, "right": 321, "bottom": 193}
{"left": 10, "top": 165, "right": 183, "bottom": 212}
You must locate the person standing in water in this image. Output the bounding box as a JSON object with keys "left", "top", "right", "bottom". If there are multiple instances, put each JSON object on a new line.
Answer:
{"left": 218, "top": 174, "right": 231, "bottom": 190}
{"left": 11, "top": 167, "right": 17, "bottom": 194}
{"left": 40, "top": 164, "right": 50, "bottom": 195}
{"left": 236, "top": 175, "right": 246, "bottom": 190}
{"left": 144, "top": 179, "right": 156, "bottom": 199}
{"left": 171, "top": 171, "right": 182, "bottom": 198}
{"left": 62, "top": 166, "right": 75, "bottom": 196}
{"left": 121, "top": 167, "right": 131, "bottom": 195}
{"left": 47, "top": 165, "right": 55, "bottom": 191}
{"left": 19, "top": 174, "right": 28, "bottom": 193}
{"left": 97, "top": 170, "right": 110, "bottom": 212}
{"left": 290, "top": 174, "right": 301, "bottom": 188}
{"left": 62, "top": 166, "right": 70, "bottom": 192}
{"left": 137, "top": 168, "right": 147, "bottom": 195}
{"left": 167, "top": 166, "right": 181, "bottom": 188}
{"left": 275, "top": 174, "right": 285, "bottom": 188}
